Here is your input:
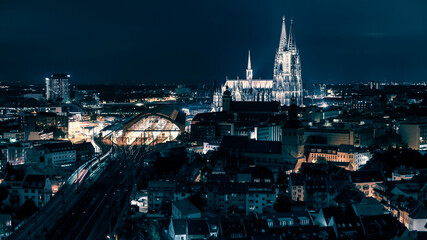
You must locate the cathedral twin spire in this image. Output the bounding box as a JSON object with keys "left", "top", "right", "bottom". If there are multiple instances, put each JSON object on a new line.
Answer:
{"left": 212, "top": 15, "right": 303, "bottom": 110}
{"left": 246, "top": 16, "right": 296, "bottom": 81}
{"left": 278, "top": 16, "right": 296, "bottom": 52}
{"left": 273, "top": 15, "right": 303, "bottom": 106}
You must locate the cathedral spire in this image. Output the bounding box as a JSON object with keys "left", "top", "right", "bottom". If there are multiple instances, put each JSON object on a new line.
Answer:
{"left": 246, "top": 50, "right": 253, "bottom": 80}
{"left": 287, "top": 19, "right": 296, "bottom": 51}
{"left": 247, "top": 50, "right": 252, "bottom": 70}
{"left": 278, "top": 16, "right": 287, "bottom": 52}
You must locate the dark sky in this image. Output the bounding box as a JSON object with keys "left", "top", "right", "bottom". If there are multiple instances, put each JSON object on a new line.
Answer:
{"left": 1, "top": 0, "right": 426, "bottom": 86}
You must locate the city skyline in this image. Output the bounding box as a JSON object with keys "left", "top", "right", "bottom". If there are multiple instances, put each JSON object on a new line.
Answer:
{"left": 1, "top": 1, "right": 427, "bottom": 238}
{"left": 0, "top": 0, "right": 426, "bottom": 86}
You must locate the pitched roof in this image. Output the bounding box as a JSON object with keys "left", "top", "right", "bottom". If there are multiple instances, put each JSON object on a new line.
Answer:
{"left": 220, "top": 136, "right": 250, "bottom": 150}
{"left": 173, "top": 199, "right": 200, "bottom": 216}
{"left": 22, "top": 174, "right": 47, "bottom": 189}
{"left": 410, "top": 206, "right": 427, "bottom": 219}
{"left": 261, "top": 210, "right": 313, "bottom": 228}
{"left": 192, "top": 111, "right": 233, "bottom": 123}
{"left": 40, "top": 141, "right": 75, "bottom": 152}
{"left": 245, "top": 140, "right": 281, "bottom": 154}
{"left": 147, "top": 180, "right": 176, "bottom": 189}
{"left": 4, "top": 169, "right": 26, "bottom": 182}
{"left": 172, "top": 219, "right": 186, "bottom": 235}
{"left": 350, "top": 170, "right": 385, "bottom": 183}
{"left": 220, "top": 136, "right": 282, "bottom": 155}
{"left": 187, "top": 219, "right": 210, "bottom": 236}
{"left": 230, "top": 101, "right": 280, "bottom": 113}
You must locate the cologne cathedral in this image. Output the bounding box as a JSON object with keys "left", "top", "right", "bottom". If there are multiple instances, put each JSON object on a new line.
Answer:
{"left": 213, "top": 17, "right": 303, "bottom": 111}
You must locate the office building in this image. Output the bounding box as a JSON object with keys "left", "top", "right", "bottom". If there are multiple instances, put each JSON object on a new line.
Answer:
{"left": 45, "top": 73, "right": 70, "bottom": 103}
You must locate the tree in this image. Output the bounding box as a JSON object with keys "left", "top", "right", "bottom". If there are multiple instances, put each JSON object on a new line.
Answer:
{"left": 148, "top": 221, "right": 160, "bottom": 240}
{"left": 0, "top": 185, "right": 9, "bottom": 205}
{"left": 17, "top": 199, "right": 38, "bottom": 220}
{"left": 380, "top": 94, "right": 388, "bottom": 105}
{"left": 45, "top": 126, "right": 66, "bottom": 139}
{"left": 370, "top": 132, "right": 407, "bottom": 149}
{"left": 317, "top": 156, "right": 327, "bottom": 164}
{"left": 363, "top": 147, "right": 427, "bottom": 171}
{"left": 274, "top": 194, "right": 292, "bottom": 212}
{"left": 276, "top": 172, "right": 288, "bottom": 192}
{"left": 153, "top": 147, "right": 188, "bottom": 178}
{"left": 4, "top": 163, "right": 13, "bottom": 174}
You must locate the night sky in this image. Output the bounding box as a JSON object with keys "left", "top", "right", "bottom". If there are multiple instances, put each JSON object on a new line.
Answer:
{"left": 1, "top": 0, "right": 426, "bottom": 86}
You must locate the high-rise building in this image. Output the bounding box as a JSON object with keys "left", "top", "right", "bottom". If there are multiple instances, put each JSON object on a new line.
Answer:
{"left": 399, "top": 122, "right": 427, "bottom": 150}
{"left": 212, "top": 16, "right": 303, "bottom": 111}
{"left": 45, "top": 73, "right": 70, "bottom": 103}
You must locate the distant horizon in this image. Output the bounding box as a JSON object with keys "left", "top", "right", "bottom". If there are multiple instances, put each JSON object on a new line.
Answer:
{"left": 2, "top": 79, "right": 426, "bottom": 88}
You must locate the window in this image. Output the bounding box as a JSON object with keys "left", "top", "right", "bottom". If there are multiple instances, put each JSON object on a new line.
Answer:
{"left": 299, "top": 217, "right": 309, "bottom": 225}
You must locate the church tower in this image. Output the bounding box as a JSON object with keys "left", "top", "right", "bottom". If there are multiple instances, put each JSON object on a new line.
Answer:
{"left": 222, "top": 87, "right": 232, "bottom": 112}
{"left": 246, "top": 50, "right": 253, "bottom": 80}
{"left": 273, "top": 17, "right": 303, "bottom": 107}
{"left": 281, "top": 99, "right": 305, "bottom": 170}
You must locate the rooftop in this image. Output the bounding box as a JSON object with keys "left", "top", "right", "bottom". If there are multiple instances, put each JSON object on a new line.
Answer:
{"left": 172, "top": 199, "right": 200, "bottom": 216}
{"left": 22, "top": 174, "right": 48, "bottom": 189}
{"left": 229, "top": 101, "right": 280, "bottom": 113}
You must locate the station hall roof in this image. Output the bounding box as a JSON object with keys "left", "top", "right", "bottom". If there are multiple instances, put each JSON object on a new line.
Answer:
{"left": 124, "top": 105, "right": 186, "bottom": 131}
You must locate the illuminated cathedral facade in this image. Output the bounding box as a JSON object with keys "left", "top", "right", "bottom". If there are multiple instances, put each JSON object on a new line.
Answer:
{"left": 213, "top": 17, "right": 303, "bottom": 111}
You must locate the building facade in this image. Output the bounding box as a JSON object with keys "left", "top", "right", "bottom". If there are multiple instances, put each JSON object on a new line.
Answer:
{"left": 148, "top": 180, "right": 176, "bottom": 211}
{"left": 307, "top": 144, "right": 372, "bottom": 171}
{"left": 399, "top": 122, "right": 427, "bottom": 150}
{"left": 213, "top": 17, "right": 303, "bottom": 110}
{"left": 25, "top": 142, "right": 77, "bottom": 168}
{"left": 45, "top": 73, "right": 70, "bottom": 103}
{"left": 19, "top": 175, "right": 52, "bottom": 208}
